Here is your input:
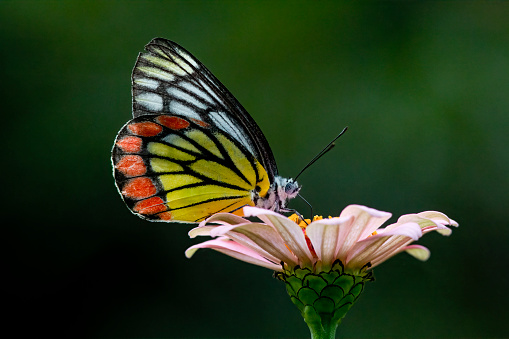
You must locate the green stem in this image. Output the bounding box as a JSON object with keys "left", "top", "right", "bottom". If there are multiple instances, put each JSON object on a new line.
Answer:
{"left": 307, "top": 320, "right": 338, "bottom": 339}
{"left": 304, "top": 306, "right": 339, "bottom": 339}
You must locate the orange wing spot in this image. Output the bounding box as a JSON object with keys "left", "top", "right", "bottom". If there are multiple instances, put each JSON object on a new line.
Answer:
{"left": 128, "top": 121, "right": 163, "bottom": 136}
{"left": 191, "top": 118, "right": 210, "bottom": 128}
{"left": 133, "top": 197, "right": 167, "bottom": 215}
{"left": 122, "top": 177, "right": 157, "bottom": 199}
{"left": 157, "top": 116, "right": 190, "bottom": 130}
{"left": 116, "top": 155, "right": 146, "bottom": 176}
{"left": 158, "top": 211, "right": 173, "bottom": 220}
{"left": 116, "top": 136, "right": 142, "bottom": 153}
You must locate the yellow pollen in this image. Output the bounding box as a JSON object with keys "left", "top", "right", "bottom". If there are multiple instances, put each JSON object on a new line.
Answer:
{"left": 289, "top": 214, "right": 334, "bottom": 228}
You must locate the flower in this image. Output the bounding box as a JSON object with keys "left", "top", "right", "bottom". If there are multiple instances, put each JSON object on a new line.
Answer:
{"left": 185, "top": 205, "right": 458, "bottom": 338}
{"left": 185, "top": 205, "right": 458, "bottom": 274}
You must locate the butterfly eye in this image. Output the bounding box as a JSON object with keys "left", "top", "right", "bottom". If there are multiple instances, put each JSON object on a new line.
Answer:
{"left": 285, "top": 180, "right": 299, "bottom": 195}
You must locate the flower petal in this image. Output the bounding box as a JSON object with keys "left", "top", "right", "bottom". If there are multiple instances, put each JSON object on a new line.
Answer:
{"left": 199, "top": 213, "right": 250, "bottom": 227}
{"left": 417, "top": 211, "right": 458, "bottom": 227}
{"left": 211, "top": 222, "right": 299, "bottom": 266}
{"left": 185, "top": 237, "right": 282, "bottom": 271}
{"left": 417, "top": 211, "right": 458, "bottom": 235}
{"left": 367, "top": 242, "right": 431, "bottom": 267}
{"left": 306, "top": 216, "right": 353, "bottom": 268}
{"left": 188, "top": 226, "right": 216, "bottom": 238}
{"left": 396, "top": 212, "right": 456, "bottom": 236}
{"left": 377, "top": 222, "right": 423, "bottom": 241}
{"left": 243, "top": 206, "right": 314, "bottom": 266}
{"left": 345, "top": 222, "right": 422, "bottom": 268}
{"left": 404, "top": 245, "right": 430, "bottom": 261}
{"left": 335, "top": 205, "right": 392, "bottom": 261}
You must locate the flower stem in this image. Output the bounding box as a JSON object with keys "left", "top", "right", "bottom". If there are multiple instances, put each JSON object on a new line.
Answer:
{"left": 305, "top": 309, "right": 338, "bottom": 339}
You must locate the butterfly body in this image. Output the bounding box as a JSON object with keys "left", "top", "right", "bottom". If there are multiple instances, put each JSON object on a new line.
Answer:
{"left": 112, "top": 38, "right": 300, "bottom": 222}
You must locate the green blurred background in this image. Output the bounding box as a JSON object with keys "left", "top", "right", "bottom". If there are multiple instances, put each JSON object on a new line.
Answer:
{"left": 3, "top": 1, "right": 508, "bottom": 338}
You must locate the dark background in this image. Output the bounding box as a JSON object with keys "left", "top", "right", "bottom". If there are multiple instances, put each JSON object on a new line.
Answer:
{"left": 4, "top": 2, "right": 508, "bottom": 338}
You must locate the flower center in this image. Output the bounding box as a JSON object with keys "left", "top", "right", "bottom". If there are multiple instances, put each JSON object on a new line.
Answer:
{"left": 288, "top": 214, "right": 329, "bottom": 227}
{"left": 288, "top": 214, "right": 333, "bottom": 259}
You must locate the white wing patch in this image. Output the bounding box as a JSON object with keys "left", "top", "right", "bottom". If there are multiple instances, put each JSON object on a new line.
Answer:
{"left": 172, "top": 53, "right": 195, "bottom": 74}
{"left": 134, "top": 77, "right": 159, "bottom": 90}
{"left": 169, "top": 101, "right": 202, "bottom": 120}
{"left": 135, "top": 92, "right": 163, "bottom": 111}
{"left": 180, "top": 81, "right": 215, "bottom": 105}
{"left": 167, "top": 87, "right": 207, "bottom": 110}
{"left": 198, "top": 79, "right": 223, "bottom": 105}
{"left": 210, "top": 111, "right": 253, "bottom": 153}
{"left": 175, "top": 47, "right": 199, "bottom": 68}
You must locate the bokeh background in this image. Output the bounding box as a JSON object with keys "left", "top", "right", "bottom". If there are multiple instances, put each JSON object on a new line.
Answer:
{"left": 4, "top": 1, "right": 508, "bottom": 338}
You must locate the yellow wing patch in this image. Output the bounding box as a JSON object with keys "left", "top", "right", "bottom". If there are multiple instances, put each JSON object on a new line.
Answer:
{"left": 150, "top": 128, "right": 271, "bottom": 222}
{"left": 159, "top": 174, "right": 202, "bottom": 191}
{"left": 163, "top": 134, "right": 200, "bottom": 153}
{"left": 150, "top": 158, "right": 183, "bottom": 173}
{"left": 166, "top": 185, "right": 250, "bottom": 210}
{"left": 137, "top": 66, "right": 175, "bottom": 82}
{"left": 185, "top": 129, "right": 223, "bottom": 158}
{"left": 189, "top": 159, "right": 252, "bottom": 190}
{"left": 142, "top": 50, "right": 193, "bottom": 76}
{"left": 147, "top": 142, "right": 195, "bottom": 161}
{"left": 170, "top": 196, "right": 253, "bottom": 222}
{"left": 217, "top": 134, "right": 255, "bottom": 179}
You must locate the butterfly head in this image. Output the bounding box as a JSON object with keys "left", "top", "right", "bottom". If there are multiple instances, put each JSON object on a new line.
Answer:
{"left": 254, "top": 175, "right": 301, "bottom": 213}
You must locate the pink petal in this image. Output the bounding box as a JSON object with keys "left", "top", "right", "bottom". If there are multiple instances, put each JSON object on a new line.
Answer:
{"left": 392, "top": 214, "right": 439, "bottom": 230}
{"left": 366, "top": 237, "right": 414, "bottom": 268}
{"left": 417, "top": 211, "right": 458, "bottom": 236}
{"left": 243, "top": 206, "right": 314, "bottom": 266}
{"left": 213, "top": 222, "right": 299, "bottom": 266}
{"left": 209, "top": 223, "right": 256, "bottom": 237}
{"left": 345, "top": 222, "right": 422, "bottom": 268}
{"left": 421, "top": 224, "right": 453, "bottom": 236}
{"left": 395, "top": 213, "right": 456, "bottom": 236}
{"left": 306, "top": 216, "right": 353, "bottom": 268}
{"left": 367, "top": 241, "right": 427, "bottom": 268}
{"left": 417, "top": 211, "right": 458, "bottom": 227}
{"left": 188, "top": 226, "right": 217, "bottom": 238}
{"left": 185, "top": 237, "right": 282, "bottom": 271}
{"left": 377, "top": 222, "right": 423, "bottom": 241}
{"left": 404, "top": 245, "right": 430, "bottom": 261}
{"left": 199, "top": 213, "right": 250, "bottom": 227}
{"left": 335, "top": 205, "right": 392, "bottom": 262}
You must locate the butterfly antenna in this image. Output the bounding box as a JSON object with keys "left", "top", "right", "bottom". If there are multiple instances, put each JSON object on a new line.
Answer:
{"left": 294, "top": 126, "right": 348, "bottom": 181}
{"left": 298, "top": 193, "right": 313, "bottom": 221}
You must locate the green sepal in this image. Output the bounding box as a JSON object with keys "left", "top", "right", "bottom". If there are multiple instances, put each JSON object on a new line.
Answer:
{"left": 275, "top": 260, "right": 374, "bottom": 339}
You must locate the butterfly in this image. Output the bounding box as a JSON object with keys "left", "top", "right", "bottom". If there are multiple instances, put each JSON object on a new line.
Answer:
{"left": 112, "top": 38, "right": 301, "bottom": 223}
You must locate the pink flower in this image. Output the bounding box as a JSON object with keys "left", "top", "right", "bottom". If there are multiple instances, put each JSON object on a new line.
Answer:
{"left": 185, "top": 205, "right": 458, "bottom": 273}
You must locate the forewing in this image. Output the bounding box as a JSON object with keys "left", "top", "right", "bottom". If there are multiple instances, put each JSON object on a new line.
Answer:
{"left": 131, "top": 38, "right": 278, "bottom": 180}
{"left": 111, "top": 114, "right": 270, "bottom": 223}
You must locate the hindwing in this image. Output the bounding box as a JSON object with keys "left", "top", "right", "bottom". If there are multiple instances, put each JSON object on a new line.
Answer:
{"left": 112, "top": 114, "right": 270, "bottom": 222}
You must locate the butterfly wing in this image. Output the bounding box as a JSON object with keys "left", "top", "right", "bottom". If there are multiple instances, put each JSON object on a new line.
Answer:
{"left": 112, "top": 114, "right": 271, "bottom": 222}
{"left": 131, "top": 38, "right": 278, "bottom": 181}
